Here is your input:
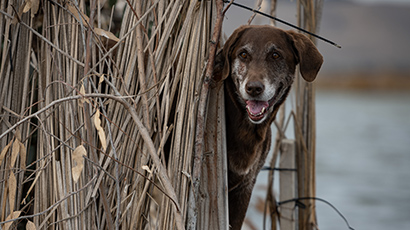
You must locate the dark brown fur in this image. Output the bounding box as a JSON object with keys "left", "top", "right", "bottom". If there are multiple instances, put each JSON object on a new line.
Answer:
{"left": 214, "top": 25, "right": 323, "bottom": 229}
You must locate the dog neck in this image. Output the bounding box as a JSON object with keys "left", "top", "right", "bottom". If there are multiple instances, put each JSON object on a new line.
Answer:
{"left": 224, "top": 77, "right": 274, "bottom": 181}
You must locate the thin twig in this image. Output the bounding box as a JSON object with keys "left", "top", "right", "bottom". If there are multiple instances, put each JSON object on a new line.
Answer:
{"left": 0, "top": 176, "right": 96, "bottom": 226}
{"left": 0, "top": 9, "right": 85, "bottom": 67}
{"left": 222, "top": 0, "right": 341, "bottom": 48}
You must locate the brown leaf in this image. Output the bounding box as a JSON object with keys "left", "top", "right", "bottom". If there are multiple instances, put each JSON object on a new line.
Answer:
{"left": 30, "top": 0, "right": 40, "bottom": 17}
{"left": 20, "top": 142, "right": 27, "bottom": 170}
{"left": 26, "top": 220, "right": 36, "bottom": 230}
{"left": 99, "top": 74, "right": 105, "bottom": 85}
{"left": 67, "top": 4, "right": 89, "bottom": 26}
{"left": 20, "top": 0, "right": 39, "bottom": 17}
{"left": 0, "top": 140, "right": 12, "bottom": 165}
{"left": 15, "top": 128, "right": 21, "bottom": 142}
{"left": 79, "top": 84, "right": 86, "bottom": 106}
{"left": 93, "top": 109, "right": 107, "bottom": 151}
{"left": 4, "top": 211, "right": 21, "bottom": 230}
{"left": 67, "top": 4, "right": 119, "bottom": 49}
{"left": 94, "top": 28, "right": 120, "bottom": 49}
{"left": 142, "top": 165, "right": 152, "bottom": 174}
{"left": 72, "top": 145, "right": 87, "bottom": 183}
{"left": 11, "top": 139, "right": 20, "bottom": 167}
{"left": 22, "top": 0, "right": 32, "bottom": 13}
{"left": 8, "top": 172, "right": 17, "bottom": 212}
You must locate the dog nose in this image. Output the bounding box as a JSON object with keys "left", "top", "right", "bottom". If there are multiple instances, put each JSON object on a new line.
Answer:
{"left": 245, "top": 81, "right": 264, "bottom": 96}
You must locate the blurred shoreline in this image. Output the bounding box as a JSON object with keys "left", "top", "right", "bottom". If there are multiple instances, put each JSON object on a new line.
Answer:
{"left": 316, "top": 72, "right": 410, "bottom": 90}
{"left": 223, "top": 0, "right": 410, "bottom": 92}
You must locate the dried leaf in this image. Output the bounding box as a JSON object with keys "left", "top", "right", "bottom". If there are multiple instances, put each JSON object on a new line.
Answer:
{"left": 72, "top": 145, "right": 87, "bottom": 183}
{"left": 8, "top": 172, "right": 17, "bottom": 212}
{"left": 94, "top": 28, "right": 119, "bottom": 42}
{"left": 67, "top": 4, "right": 89, "bottom": 26}
{"left": 30, "top": 0, "right": 40, "bottom": 17}
{"left": 15, "top": 128, "right": 22, "bottom": 142}
{"left": 26, "top": 220, "right": 36, "bottom": 230}
{"left": 4, "top": 211, "right": 21, "bottom": 230}
{"left": 20, "top": 0, "right": 39, "bottom": 17}
{"left": 94, "top": 28, "right": 120, "bottom": 49}
{"left": 11, "top": 139, "right": 20, "bottom": 167}
{"left": 20, "top": 142, "right": 27, "bottom": 170}
{"left": 142, "top": 165, "right": 152, "bottom": 174}
{"left": 93, "top": 109, "right": 107, "bottom": 151}
{"left": 67, "top": 4, "right": 119, "bottom": 49}
{"left": 99, "top": 74, "right": 105, "bottom": 85}
{"left": 22, "top": 0, "right": 32, "bottom": 13}
{"left": 79, "top": 84, "right": 86, "bottom": 106}
{"left": 0, "top": 140, "right": 13, "bottom": 165}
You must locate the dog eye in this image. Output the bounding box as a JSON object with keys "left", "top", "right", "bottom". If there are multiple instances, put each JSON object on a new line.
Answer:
{"left": 272, "top": 52, "right": 280, "bottom": 59}
{"left": 239, "top": 52, "right": 248, "bottom": 59}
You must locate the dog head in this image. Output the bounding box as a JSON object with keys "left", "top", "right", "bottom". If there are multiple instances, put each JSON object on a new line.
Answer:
{"left": 215, "top": 25, "right": 323, "bottom": 124}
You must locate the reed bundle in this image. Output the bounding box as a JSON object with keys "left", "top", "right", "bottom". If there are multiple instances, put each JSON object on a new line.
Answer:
{"left": 0, "top": 0, "right": 222, "bottom": 229}
{"left": 0, "top": 0, "right": 322, "bottom": 229}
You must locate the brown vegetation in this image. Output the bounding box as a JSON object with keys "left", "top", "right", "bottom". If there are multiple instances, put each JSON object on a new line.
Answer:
{"left": 0, "top": 1, "right": 220, "bottom": 229}
{"left": 0, "top": 0, "right": 324, "bottom": 229}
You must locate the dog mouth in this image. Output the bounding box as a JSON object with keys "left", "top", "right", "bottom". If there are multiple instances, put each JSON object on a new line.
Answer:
{"left": 244, "top": 84, "right": 283, "bottom": 122}
{"left": 245, "top": 100, "right": 270, "bottom": 122}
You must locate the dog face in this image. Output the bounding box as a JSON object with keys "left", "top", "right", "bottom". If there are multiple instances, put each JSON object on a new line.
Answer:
{"left": 215, "top": 25, "right": 323, "bottom": 124}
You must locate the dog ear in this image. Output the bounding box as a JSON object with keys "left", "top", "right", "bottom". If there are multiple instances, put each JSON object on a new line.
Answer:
{"left": 287, "top": 30, "right": 323, "bottom": 82}
{"left": 213, "top": 26, "right": 249, "bottom": 83}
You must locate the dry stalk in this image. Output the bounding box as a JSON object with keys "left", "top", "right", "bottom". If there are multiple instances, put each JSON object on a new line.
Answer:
{"left": 186, "top": 1, "right": 228, "bottom": 229}
{"left": 1, "top": 1, "right": 226, "bottom": 229}
{"left": 294, "top": 1, "right": 322, "bottom": 229}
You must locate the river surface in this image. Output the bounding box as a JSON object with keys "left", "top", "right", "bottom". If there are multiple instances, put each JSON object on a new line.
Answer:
{"left": 245, "top": 90, "right": 410, "bottom": 230}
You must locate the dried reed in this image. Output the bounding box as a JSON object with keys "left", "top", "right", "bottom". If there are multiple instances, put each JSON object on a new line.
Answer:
{"left": 0, "top": 0, "right": 222, "bottom": 229}
{"left": 0, "top": 0, "right": 322, "bottom": 229}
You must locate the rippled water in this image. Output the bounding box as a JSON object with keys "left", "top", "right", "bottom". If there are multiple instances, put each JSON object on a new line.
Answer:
{"left": 245, "top": 90, "right": 410, "bottom": 230}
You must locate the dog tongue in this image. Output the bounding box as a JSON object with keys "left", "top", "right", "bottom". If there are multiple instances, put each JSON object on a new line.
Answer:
{"left": 246, "top": 100, "right": 269, "bottom": 115}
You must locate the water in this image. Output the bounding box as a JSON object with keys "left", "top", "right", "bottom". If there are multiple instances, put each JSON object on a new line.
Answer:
{"left": 245, "top": 90, "right": 410, "bottom": 230}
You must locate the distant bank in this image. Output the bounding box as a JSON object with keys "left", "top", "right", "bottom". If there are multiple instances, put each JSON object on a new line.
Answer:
{"left": 223, "top": 0, "right": 410, "bottom": 90}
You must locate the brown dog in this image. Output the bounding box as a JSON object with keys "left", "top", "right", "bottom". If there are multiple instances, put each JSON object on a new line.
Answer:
{"left": 214, "top": 25, "right": 323, "bottom": 229}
